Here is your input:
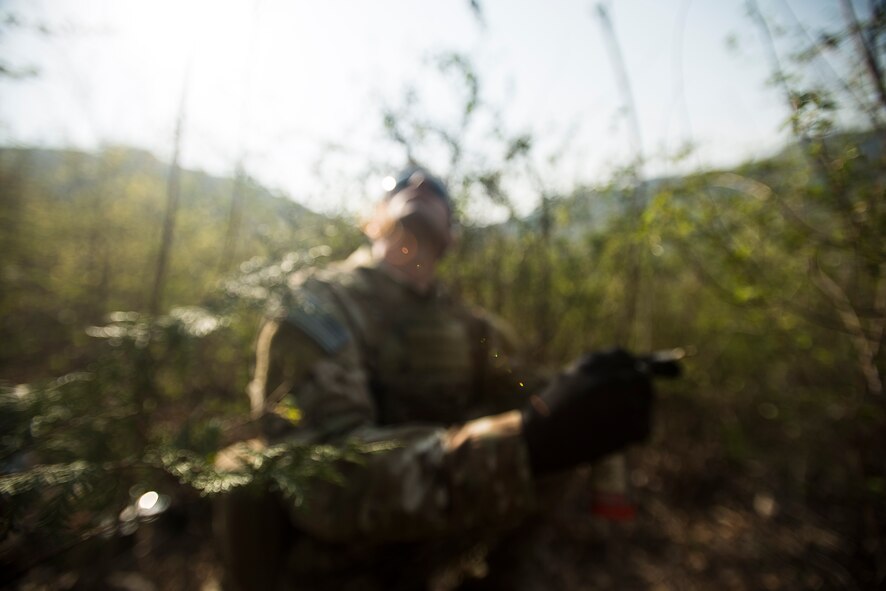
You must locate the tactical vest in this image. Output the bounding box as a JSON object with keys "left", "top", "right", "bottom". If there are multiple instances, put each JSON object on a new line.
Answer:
{"left": 223, "top": 256, "right": 528, "bottom": 590}
{"left": 321, "top": 262, "right": 487, "bottom": 426}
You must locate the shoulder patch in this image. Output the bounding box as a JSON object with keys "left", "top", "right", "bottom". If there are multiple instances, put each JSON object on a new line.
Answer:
{"left": 283, "top": 287, "right": 351, "bottom": 354}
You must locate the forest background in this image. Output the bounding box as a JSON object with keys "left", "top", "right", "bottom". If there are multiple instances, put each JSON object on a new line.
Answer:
{"left": 1, "top": 1, "right": 884, "bottom": 589}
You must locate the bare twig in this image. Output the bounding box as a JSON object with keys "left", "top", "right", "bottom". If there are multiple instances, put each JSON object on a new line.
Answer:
{"left": 810, "top": 257, "right": 882, "bottom": 395}
{"left": 779, "top": 0, "right": 884, "bottom": 130}
{"left": 841, "top": 0, "right": 886, "bottom": 111}
{"left": 595, "top": 2, "right": 647, "bottom": 348}
{"left": 150, "top": 66, "right": 190, "bottom": 316}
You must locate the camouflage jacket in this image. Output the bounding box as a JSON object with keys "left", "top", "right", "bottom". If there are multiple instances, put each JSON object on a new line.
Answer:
{"left": 225, "top": 247, "right": 541, "bottom": 589}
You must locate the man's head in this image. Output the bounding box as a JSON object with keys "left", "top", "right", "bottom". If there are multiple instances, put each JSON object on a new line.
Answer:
{"left": 365, "top": 166, "right": 455, "bottom": 258}
{"left": 383, "top": 166, "right": 452, "bottom": 212}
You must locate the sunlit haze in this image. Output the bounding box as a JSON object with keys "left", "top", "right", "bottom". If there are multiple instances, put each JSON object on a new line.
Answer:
{"left": 0, "top": 0, "right": 845, "bottom": 219}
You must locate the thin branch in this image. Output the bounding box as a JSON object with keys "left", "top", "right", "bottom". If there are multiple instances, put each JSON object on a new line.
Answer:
{"left": 748, "top": 0, "right": 861, "bottom": 241}
{"left": 841, "top": 0, "right": 886, "bottom": 111}
{"left": 810, "top": 257, "right": 882, "bottom": 395}
{"left": 595, "top": 2, "right": 644, "bottom": 176}
{"left": 870, "top": 262, "right": 886, "bottom": 357}
{"left": 595, "top": 2, "right": 648, "bottom": 348}
{"left": 780, "top": 0, "right": 884, "bottom": 130}
{"left": 218, "top": 0, "right": 264, "bottom": 276}
{"left": 670, "top": 0, "right": 695, "bottom": 146}
{"left": 149, "top": 65, "right": 190, "bottom": 316}
{"left": 712, "top": 172, "right": 852, "bottom": 251}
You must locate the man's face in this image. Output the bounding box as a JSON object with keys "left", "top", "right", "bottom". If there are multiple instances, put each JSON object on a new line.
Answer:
{"left": 382, "top": 172, "right": 453, "bottom": 255}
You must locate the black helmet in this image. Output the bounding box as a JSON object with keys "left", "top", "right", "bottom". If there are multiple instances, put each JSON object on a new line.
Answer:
{"left": 384, "top": 166, "right": 452, "bottom": 211}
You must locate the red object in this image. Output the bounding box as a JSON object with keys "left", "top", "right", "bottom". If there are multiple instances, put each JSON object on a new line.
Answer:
{"left": 590, "top": 491, "right": 637, "bottom": 521}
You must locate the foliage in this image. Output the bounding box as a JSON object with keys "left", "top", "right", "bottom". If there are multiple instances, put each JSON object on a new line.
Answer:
{"left": 1, "top": 8, "right": 885, "bottom": 586}
{"left": 0, "top": 147, "right": 363, "bottom": 384}
{"left": 0, "top": 158, "right": 364, "bottom": 573}
{"left": 382, "top": 37, "right": 885, "bottom": 584}
{"left": 0, "top": 247, "right": 378, "bottom": 580}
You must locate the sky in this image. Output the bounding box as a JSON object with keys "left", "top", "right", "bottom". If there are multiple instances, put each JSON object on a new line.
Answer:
{"left": 0, "top": 0, "right": 852, "bottom": 219}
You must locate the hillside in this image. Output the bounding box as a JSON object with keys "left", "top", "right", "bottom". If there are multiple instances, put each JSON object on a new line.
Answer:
{"left": 0, "top": 146, "right": 362, "bottom": 382}
{"left": 1, "top": 131, "right": 884, "bottom": 588}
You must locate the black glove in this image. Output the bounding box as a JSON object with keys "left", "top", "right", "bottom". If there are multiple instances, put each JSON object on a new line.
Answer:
{"left": 521, "top": 348, "right": 653, "bottom": 475}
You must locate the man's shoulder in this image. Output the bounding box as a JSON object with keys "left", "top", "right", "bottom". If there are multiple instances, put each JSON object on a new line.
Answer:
{"left": 293, "top": 247, "right": 375, "bottom": 298}
{"left": 270, "top": 248, "right": 377, "bottom": 353}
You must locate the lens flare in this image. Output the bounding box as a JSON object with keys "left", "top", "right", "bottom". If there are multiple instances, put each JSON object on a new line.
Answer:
{"left": 137, "top": 491, "right": 159, "bottom": 511}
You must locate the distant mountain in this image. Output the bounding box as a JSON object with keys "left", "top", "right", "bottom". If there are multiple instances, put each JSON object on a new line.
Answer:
{"left": 1, "top": 145, "right": 324, "bottom": 225}
{"left": 508, "top": 130, "right": 885, "bottom": 237}
{"left": 0, "top": 145, "right": 363, "bottom": 380}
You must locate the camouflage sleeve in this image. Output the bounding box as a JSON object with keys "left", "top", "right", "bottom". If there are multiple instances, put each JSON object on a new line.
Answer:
{"left": 291, "top": 411, "right": 535, "bottom": 544}
{"left": 249, "top": 285, "right": 537, "bottom": 544}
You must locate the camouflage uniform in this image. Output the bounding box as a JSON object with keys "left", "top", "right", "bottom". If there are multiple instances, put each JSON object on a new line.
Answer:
{"left": 220, "top": 247, "right": 542, "bottom": 590}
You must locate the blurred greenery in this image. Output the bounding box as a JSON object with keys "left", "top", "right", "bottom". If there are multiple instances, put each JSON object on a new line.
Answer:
{"left": 1, "top": 7, "right": 885, "bottom": 590}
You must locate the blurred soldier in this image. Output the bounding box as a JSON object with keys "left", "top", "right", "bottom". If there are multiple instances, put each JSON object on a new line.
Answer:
{"left": 215, "top": 167, "right": 653, "bottom": 590}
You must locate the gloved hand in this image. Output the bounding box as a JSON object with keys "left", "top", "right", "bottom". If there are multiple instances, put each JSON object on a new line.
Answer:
{"left": 521, "top": 348, "right": 653, "bottom": 475}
